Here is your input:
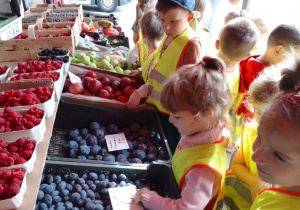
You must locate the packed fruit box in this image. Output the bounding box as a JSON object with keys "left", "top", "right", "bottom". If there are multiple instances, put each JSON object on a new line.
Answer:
{"left": 47, "top": 101, "right": 172, "bottom": 166}
{"left": 36, "top": 161, "right": 180, "bottom": 209}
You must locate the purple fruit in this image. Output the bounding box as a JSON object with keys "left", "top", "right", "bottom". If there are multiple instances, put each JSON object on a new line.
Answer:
{"left": 94, "top": 129, "right": 105, "bottom": 138}
{"left": 69, "top": 128, "right": 79, "bottom": 138}
{"left": 110, "top": 174, "right": 117, "bottom": 182}
{"left": 90, "top": 145, "right": 101, "bottom": 155}
{"left": 129, "top": 124, "right": 140, "bottom": 132}
{"left": 87, "top": 135, "right": 98, "bottom": 146}
{"left": 87, "top": 189, "right": 96, "bottom": 199}
{"left": 130, "top": 158, "right": 142, "bottom": 163}
{"left": 76, "top": 199, "right": 85, "bottom": 207}
{"left": 52, "top": 195, "right": 62, "bottom": 204}
{"left": 100, "top": 188, "right": 109, "bottom": 196}
{"left": 146, "top": 142, "right": 154, "bottom": 147}
{"left": 100, "top": 126, "right": 106, "bottom": 134}
{"left": 44, "top": 174, "right": 53, "bottom": 184}
{"left": 98, "top": 137, "right": 106, "bottom": 147}
{"left": 81, "top": 183, "right": 89, "bottom": 191}
{"left": 90, "top": 122, "right": 100, "bottom": 131}
{"left": 80, "top": 190, "right": 87, "bottom": 199}
{"left": 106, "top": 124, "right": 118, "bottom": 134}
{"left": 103, "top": 154, "right": 115, "bottom": 162}
{"left": 77, "top": 155, "right": 86, "bottom": 159}
{"left": 126, "top": 135, "right": 134, "bottom": 141}
{"left": 127, "top": 140, "right": 134, "bottom": 151}
{"left": 123, "top": 128, "right": 131, "bottom": 136}
{"left": 57, "top": 181, "right": 66, "bottom": 191}
{"left": 54, "top": 175, "right": 62, "bottom": 184}
{"left": 65, "top": 201, "right": 73, "bottom": 209}
{"left": 43, "top": 184, "right": 55, "bottom": 194}
{"left": 94, "top": 155, "right": 103, "bottom": 160}
{"left": 116, "top": 154, "right": 127, "bottom": 163}
{"left": 68, "top": 141, "right": 78, "bottom": 150}
{"left": 83, "top": 133, "right": 91, "bottom": 140}
{"left": 138, "top": 128, "right": 150, "bottom": 137}
{"left": 118, "top": 173, "right": 127, "bottom": 181}
{"left": 122, "top": 150, "right": 131, "bottom": 156}
{"left": 137, "top": 137, "right": 146, "bottom": 144}
{"left": 99, "top": 148, "right": 108, "bottom": 156}
{"left": 60, "top": 189, "right": 69, "bottom": 197}
{"left": 119, "top": 181, "right": 126, "bottom": 187}
{"left": 76, "top": 178, "right": 85, "bottom": 185}
{"left": 88, "top": 172, "right": 98, "bottom": 181}
{"left": 73, "top": 135, "right": 82, "bottom": 143}
{"left": 132, "top": 141, "right": 138, "bottom": 148}
{"left": 145, "top": 153, "right": 156, "bottom": 162}
{"left": 107, "top": 182, "right": 117, "bottom": 188}
{"left": 147, "top": 146, "right": 158, "bottom": 155}
{"left": 85, "top": 202, "right": 95, "bottom": 210}
{"left": 73, "top": 184, "right": 82, "bottom": 192}
{"left": 98, "top": 174, "right": 105, "bottom": 181}
{"left": 79, "top": 140, "right": 87, "bottom": 146}
{"left": 42, "top": 194, "right": 52, "bottom": 206}
{"left": 89, "top": 183, "right": 96, "bottom": 191}
{"left": 69, "top": 173, "right": 79, "bottom": 180}
{"left": 137, "top": 143, "right": 147, "bottom": 152}
{"left": 37, "top": 190, "right": 44, "bottom": 201}
{"left": 80, "top": 128, "right": 89, "bottom": 137}
{"left": 97, "top": 181, "right": 107, "bottom": 189}
{"left": 87, "top": 155, "right": 94, "bottom": 160}
{"left": 79, "top": 145, "right": 90, "bottom": 156}
{"left": 51, "top": 190, "right": 59, "bottom": 197}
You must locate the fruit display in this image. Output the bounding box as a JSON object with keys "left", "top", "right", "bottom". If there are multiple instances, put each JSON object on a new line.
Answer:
{"left": 71, "top": 52, "right": 139, "bottom": 74}
{"left": 0, "top": 167, "right": 26, "bottom": 200}
{"left": 13, "top": 32, "right": 71, "bottom": 39}
{"left": 0, "top": 107, "right": 44, "bottom": 132}
{"left": 0, "top": 138, "right": 36, "bottom": 167}
{"left": 13, "top": 60, "right": 63, "bottom": 74}
{"left": 38, "top": 48, "right": 70, "bottom": 63}
{"left": 8, "top": 72, "right": 60, "bottom": 82}
{"left": 65, "top": 73, "right": 139, "bottom": 103}
{"left": 0, "top": 65, "right": 9, "bottom": 76}
{"left": 0, "top": 87, "right": 53, "bottom": 107}
{"left": 97, "top": 19, "right": 114, "bottom": 28}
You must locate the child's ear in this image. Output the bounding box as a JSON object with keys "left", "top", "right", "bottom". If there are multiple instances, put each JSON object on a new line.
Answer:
{"left": 274, "top": 44, "right": 284, "bottom": 56}
{"left": 215, "top": 40, "right": 220, "bottom": 50}
{"left": 188, "top": 12, "right": 194, "bottom": 22}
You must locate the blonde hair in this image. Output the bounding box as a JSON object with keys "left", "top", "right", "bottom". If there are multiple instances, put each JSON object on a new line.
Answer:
{"left": 160, "top": 56, "right": 232, "bottom": 130}
{"left": 139, "top": 11, "right": 164, "bottom": 41}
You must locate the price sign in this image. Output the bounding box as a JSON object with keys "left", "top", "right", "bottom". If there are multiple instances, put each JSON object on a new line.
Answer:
{"left": 108, "top": 185, "right": 137, "bottom": 210}
{"left": 68, "top": 71, "right": 82, "bottom": 83}
{"left": 105, "top": 133, "right": 129, "bottom": 152}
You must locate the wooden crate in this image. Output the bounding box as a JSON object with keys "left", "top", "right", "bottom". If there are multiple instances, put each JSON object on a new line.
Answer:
{"left": 0, "top": 26, "right": 74, "bottom": 62}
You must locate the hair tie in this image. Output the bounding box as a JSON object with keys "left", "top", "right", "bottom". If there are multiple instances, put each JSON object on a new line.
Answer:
{"left": 193, "top": 11, "right": 201, "bottom": 20}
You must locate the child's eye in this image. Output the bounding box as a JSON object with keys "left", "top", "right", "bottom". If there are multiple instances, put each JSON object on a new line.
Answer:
{"left": 274, "top": 152, "right": 285, "bottom": 162}
{"left": 174, "top": 116, "right": 180, "bottom": 119}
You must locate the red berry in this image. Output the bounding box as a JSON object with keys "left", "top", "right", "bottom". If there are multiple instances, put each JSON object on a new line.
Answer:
{"left": 0, "top": 184, "right": 4, "bottom": 194}
{"left": 7, "top": 183, "right": 21, "bottom": 195}
{"left": 15, "top": 138, "right": 26, "bottom": 147}
{"left": 11, "top": 178, "right": 22, "bottom": 186}
{"left": 28, "top": 107, "right": 38, "bottom": 114}
{"left": 4, "top": 157, "right": 14, "bottom": 166}
{"left": 20, "top": 150, "right": 33, "bottom": 159}
{"left": 0, "top": 169, "right": 11, "bottom": 179}
{"left": 24, "top": 143, "right": 35, "bottom": 151}
{"left": 8, "top": 145, "right": 18, "bottom": 153}
{"left": 11, "top": 168, "right": 25, "bottom": 180}
{"left": 15, "top": 157, "right": 26, "bottom": 164}
{"left": 10, "top": 152, "right": 20, "bottom": 161}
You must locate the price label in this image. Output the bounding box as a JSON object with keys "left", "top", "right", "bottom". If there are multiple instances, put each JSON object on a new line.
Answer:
{"left": 108, "top": 185, "right": 137, "bottom": 210}
{"left": 105, "top": 133, "right": 129, "bottom": 152}
{"left": 68, "top": 71, "right": 82, "bottom": 84}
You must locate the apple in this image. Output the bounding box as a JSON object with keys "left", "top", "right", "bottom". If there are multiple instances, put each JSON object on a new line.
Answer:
{"left": 88, "top": 79, "right": 103, "bottom": 94}
{"left": 120, "top": 77, "right": 131, "bottom": 90}
{"left": 114, "top": 90, "right": 123, "bottom": 97}
{"left": 82, "top": 90, "right": 93, "bottom": 96}
{"left": 123, "top": 70, "right": 132, "bottom": 75}
{"left": 130, "top": 79, "right": 139, "bottom": 88}
{"left": 85, "top": 71, "right": 98, "bottom": 79}
{"left": 88, "top": 63, "right": 97, "bottom": 68}
{"left": 69, "top": 83, "right": 84, "bottom": 95}
{"left": 123, "top": 85, "right": 136, "bottom": 97}
{"left": 64, "top": 78, "right": 72, "bottom": 91}
{"left": 99, "top": 76, "right": 111, "bottom": 86}
{"left": 110, "top": 80, "right": 121, "bottom": 91}
{"left": 110, "top": 93, "right": 116, "bottom": 99}
{"left": 117, "top": 95, "right": 129, "bottom": 102}
{"left": 102, "top": 86, "right": 114, "bottom": 94}
{"left": 114, "top": 66, "right": 123, "bottom": 74}
{"left": 97, "top": 89, "right": 111, "bottom": 99}
{"left": 97, "top": 59, "right": 110, "bottom": 69}
{"left": 82, "top": 77, "right": 93, "bottom": 89}
{"left": 110, "top": 59, "right": 119, "bottom": 66}
{"left": 101, "top": 55, "right": 111, "bottom": 62}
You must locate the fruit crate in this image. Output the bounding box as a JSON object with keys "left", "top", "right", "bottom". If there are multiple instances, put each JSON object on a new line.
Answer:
{"left": 40, "top": 160, "right": 180, "bottom": 209}
{"left": 96, "top": 35, "right": 130, "bottom": 49}
{"left": 0, "top": 26, "right": 75, "bottom": 62}
{"left": 0, "top": 13, "right": 22, "bottom": 41}
{"left": 47, "top": 101, "right": 172, "bottom": 166}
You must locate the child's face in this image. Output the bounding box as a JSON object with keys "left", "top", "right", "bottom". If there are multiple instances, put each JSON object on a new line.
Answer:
{"left": 252, "top": 109, "right": 300, "bottom": 187}
{"left": 157, "top": 7, "right": 191, "bottom": 38}
{"left": 169, "top": 110, "right": 203, "bottom": 136}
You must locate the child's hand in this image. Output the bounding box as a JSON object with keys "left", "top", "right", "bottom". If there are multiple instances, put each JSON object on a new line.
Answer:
{"left": 127, "top": 92, "right": 141, "bottom": 109}
{"left": 129, "top": 69, "right": 141, "bottom": 77}
{"left": 250, "top": 179, "right": 266, "bottom": 202}
{"left": 133, "top": 188, "right": 151, "bottom": 204}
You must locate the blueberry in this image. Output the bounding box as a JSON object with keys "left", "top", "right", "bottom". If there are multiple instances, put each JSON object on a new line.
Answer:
{"left": 69, "top": 128, "right": 79, "bottom": 138}
{"left": 106, "top": 124, "right": 118, "bottom": 134}
{"left": 87, "top": 135, "right": 98, "bottom": 146}
{"left": 90, "top": 122, "right": 100, "bottom": 131}
{"left": 68, "top": 141, "right": 78, "bottom": 150}
{"left": 103, "top": 154, "right": 115, "bottom": 162}
{"left": 57, "top": 181, "right": 67, "bottom": 191}
{"left": 93, "top": 129, "right": 105, "bottom": 139}
{"left": 37, "top": 190, "right": 44, "bottom": 201}
{"left": 43, "top": 184, "right": 55, "bottom": 194}
{"left": 79, "top": 145, "right": 90, "bottom": 156}
{"left": 42, "top": 194, "right": 52, "bottom": 206}
{"left": 80, "top": 128, "right": 89, "bottom": 137}
{"left": 94, "top": 155, "right": 103, "bottom": 160}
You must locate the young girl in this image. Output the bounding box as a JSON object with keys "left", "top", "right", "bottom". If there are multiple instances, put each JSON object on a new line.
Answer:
{"left": 250, "top": 53, "right": 300, "bottom": 209}
{"left": 133, "top": 56, "right": 232, "bottom": 209}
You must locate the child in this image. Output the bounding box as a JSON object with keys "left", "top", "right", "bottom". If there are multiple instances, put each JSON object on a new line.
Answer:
{"left": 133, "top": 56, "right": 232, "bottom": 210}
{"left": 127, "top": 0, "right": 202, "bottom": 154}
{"left": 128, "top": 11, "right": 164, "bottom": 82}
{"left": 250, "top": 58, "right": 300, "bottom": 209}
{"left": 224, "top": 67, "right": 282, "bottom": 210}
{"left": 216, "top": 17, "right": 259, "bottom": 143}
{"left": 237, "top": 23, "right": 300, "bottom": 127}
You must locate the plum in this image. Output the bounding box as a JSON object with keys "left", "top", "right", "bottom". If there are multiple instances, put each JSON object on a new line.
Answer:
{"left": 147, "top": 146, "right": 158, "bottom": 155}
{"left": 107, "top": 182, "right": 117, "bottom": 188}
{"left": 38, "top": 203, "right": 48, "bottom": 210}
{"left": 76, "top": 178, "right": 85, "bottom": 185}
{"left": 89, "top": 183, "right": 96, "bottom": 191}
{"left": 90, "top": 122, "right": 100, "bottom": 131}
{"left": 51, "top": 190, "right": 59, "bottom": 197}
{"left": 130, "top": 158, "right": 142, "bottom": 163}
{"left": 73, "top": 184, "right": 82, "bottom": 193}
{"left": 88, "top": 172, "right": 98, "bottom": 181}
{"left": 66, "top": 184, "right": 72, "bottom": 192}
{"left": 126, "top": 135, "right": 134, "bottom": 141}
{"left": 52, "top": 195, "right": 62, "bottom": 204}
{"left": 146, "top": 142, "right": 154, "bottom": 148}
{"left": 42, "top": 194, "right": 52, "bottom": 206}
{"left": 116, "top": 154, "right": 127, "bottom": 163}
{"left": 76, "top": 199, "right": 85, "bottom": 207}
{"left": 137, "top": 137, "right": 146, "bottom": 144}
{"left": 43, "top": 184, "right": 55, "bottom": 194}
{"left": 85, "top": 202, "right": 95, "bottom": 210}
{"left": 106, "top": 124, "right": 118, "bottom": 134}
{"left": 119, "top": 181, "right": 126, "bottom": 187}
{"left": 100, "top": 126, "right": 106, "bottom": 134}
{"left": 80, "top": 128, "right": 89, "bottom": 137}
{"left": 73, "top": 135, "right": 83, "bottom": 143}
{"left": 77, "top": 155, "right": 87, "bottom": 160}
{"left": 98, "top": 137, "right": 106, "bottom": 147}
{"left": 90, "top": 145, "right": 101, "bottom": 155}
{"left": 69, "top": 173, "right": 79, "bottom": 180}
{"left": 60, "top": 189, "right": 69, "bottom": 197}
{"left": 95, "top": 193, "right": 101, "bottom": 200}
{"left": 103, "top": 154, "right": 115, "bottom": 162}
{"left": 68, "top": 141, "right": 78, "bottom": 150}
{"left": 79, "top": 140, "right": 87, "bottom": 146}
{"left": 118, "top": 173, "right": 127, "bottom": 181}
{"left": 132, "top": 141, "right": 138, "bottom": 148}
{"left": 138, "top": 128, "right": 150, "bottom": 137}
{"left": 87, "top": 135, "right": 98, "bottom": 146}
{"left": 54, "top": 175, "right": 62, "bottom": 184}
{"left": 94, "top": 129, "right": 105, "bottom": 139}
{"left": 64, "top": 201, "right": 73, "bottom": 210}
{"left": 83, "top": 134, "right": 91, "bottom": 140}
{"left": 97, "top": 181, "right": 107, "bottom": 189}
{"left": 69, "top": 149, "right": 78, "bottom": 158}
{"left": 110, "top": 173, "right": 117, "bottom": 182}
{"left": 98, "top": 174, "right": 106, "bottom": 181}
{"left": 37, "top": 190, "right": 44, "bottom": 201}
{"left": 80, "top": 190, "right": 87, "bottom": 199}
{"left": 127, "top": 141, "right": 134, "bottom": 151}
{"left": 57, "top": 181, "right": 66, "bottom": 191}
{"left": 81, "top": 183, "right": 89, "bottom": 191}
{"left": 99, "top": 148, "right": 108, "bottom": 156}
{"left": 137, "top": 143, "right": 147, "bottom": 152}
{"left": 44, "top": 174, "right": 53, "bottom": 184}
{"left": 129, "top": 124, "right": 140, "bottom": 132}
{"left": 70, "top": 192, "right": 81, "bottom": 202}
{"left": 94, "top": 203, "right": 103, "bottom": 210}
{"left": 79, "top": 145, "right": 90, "bottom": 156}
{"left": 122, "top": 150, "right": 131, "bottom": 156}
{"left": 94, "top": 155, "right": 103, "bottom": 160}
{"left": 87, "top": 189, "right": 96, "bottom": 199}
{"left": 100, "top": 188, "right": 109, "bottom": 196}
{"left": 69, "top": 128, "right": 79, "bottom": 138}
{"left": 87, "top": 155, "right": 94, "bottom": 160}
{"left": 123, "top": 128, "right": 131, "bottom": 136}
{"left": 145, "top": 153, "right": 156, "bottom": 162}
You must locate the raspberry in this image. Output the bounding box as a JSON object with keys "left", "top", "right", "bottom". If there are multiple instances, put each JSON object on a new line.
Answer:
{"left": 0, "top": 169, "right": 11, "bottom": 179}
{"left": 15, "top": 157, "right": 26, "bottom": 164}
{"left": 8, "top": 145, "right": 18, "bottom": 153}
{"left": 0, "top": 184, "right": 4, "bottom": 194}
{"left": 4, "top": 157, "right": 14, "bottom": 166}
{"left": 0, "top": 153, "right": 8, "bottom": 160}
{"left": 0, "top": 140, "right": 7, "bottom": 148}
{"left": 15, "top": 138, "right": 26, "bottom": 147}
{"left": 11, "top": 178, "right": 22, "bottom": 186}
{"left": 7, "top": 183, "right": 21, "bottom": 195}
{"left": 24, "top": 121, "right": 35, "bottom": 129}
{"left": 28, "top": 107, "right": 38, "bottom": 114}
{"left": 24, "top": 143, "right": 35, "bottom": 151}
{"left": 12, "top": 169, "right": 25, "bottom": 180}
{"left": 20, "top": 150, "right": 33, "bottom": 159}
{"left": 10, "top": 152, "right": 20, "bottom": 161}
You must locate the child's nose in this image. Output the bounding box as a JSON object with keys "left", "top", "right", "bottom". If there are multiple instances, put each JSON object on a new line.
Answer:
{"left": 252, "top": 146, "right": 266, "bottom": 165}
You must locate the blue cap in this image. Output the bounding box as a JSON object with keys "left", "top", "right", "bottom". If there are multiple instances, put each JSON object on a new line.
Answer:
{"left": 169, "top": 0, "right": 195, "bottom": 12}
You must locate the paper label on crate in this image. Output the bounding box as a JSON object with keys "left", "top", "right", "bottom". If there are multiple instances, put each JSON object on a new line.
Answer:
{"left": 108, "top": 185, "right": 137, "bottom": 210}
{"left": 68, "top": 71, "right": 82, "bottom": 83}
{"left": 105, "top": 133, "right": 129, "bottom": 152}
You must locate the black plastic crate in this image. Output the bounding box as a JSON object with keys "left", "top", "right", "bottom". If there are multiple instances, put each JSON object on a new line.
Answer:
{"left": 47, "top": 101, "right": 172, "bottom": 166}
{"left": 39, "top": 161, "right": 180, "bottom": 209}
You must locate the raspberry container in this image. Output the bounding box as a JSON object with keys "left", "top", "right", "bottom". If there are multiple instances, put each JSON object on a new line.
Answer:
{"left": 0, "top": 79, "right": 56, "bottom": 118}
{"left": 0, "top": 108, "right": 46, "bottom": 144}
{"left": 47, "top": 101, "right": 172, "bottom": 166}
{"left": 0, "top": 167, "right": 27, "bottom": 209}
{"left": 0, "top": 66, "right": 10, "bottom": 82}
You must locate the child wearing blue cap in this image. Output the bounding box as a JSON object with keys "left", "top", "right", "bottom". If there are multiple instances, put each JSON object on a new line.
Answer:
{"left": 126, "top": 0, "right": 202, "bottom": 154}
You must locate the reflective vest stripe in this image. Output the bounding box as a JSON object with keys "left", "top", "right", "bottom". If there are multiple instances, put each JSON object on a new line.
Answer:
{"left": 149, "top": 68, "right": 168, "bottom": 84}
{"left": 148, "top": 89, "right": 160, "bottom": 101}
{"left": 226, "top": 177, "right": 252, "bottom": 203}
{"left": 224, "top": 196, "right": 241, "bottom": 210}
{"left": 141, "top": 49, "right": 157, "bottom": 82}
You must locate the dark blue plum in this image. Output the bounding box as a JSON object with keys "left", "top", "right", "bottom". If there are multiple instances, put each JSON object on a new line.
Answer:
{"left": 80, "top": 190, "right": 87, "bottom": 199}
{"left": 137, "top": 143, "right": 147, "bottom": 152}
{"left": 147, "top": 146, "right": 157, "bottom": 154}
{"left": 116, "top": 154, "right": 127, "bottom": 163}
{"left": 60, "top": 189, "right": 69, "bottom": 197}
{"left": 87, "top": 135, "right": 98, "bottom": 146}
{"left": 51, "top": 190, "right": 59, "bottom": 197}
{"left": 68, "top": 141, "right": 78, "bottom": 150}
{"left": 38, "top": 202, "right": 48, "bottom": 210}
{"left": 64, "top": 201, "right": 73, "bottom": 210}
{"left": 100, "top": 126, "right": 106, "bottom": 134}
{"left": 99, "top": 148, "right": 108, "bottom": 156}
{"left": 81, "top": 183, "right": 89, "bottom": 191}
{"left": 90, "top": 145, "right": 101, "bottom": 156}
{"left": 127, "top": 141, "right": 134, "bottom": 151}
{"left": 145, "top": 153, "right": 156, "bottom": 162}
{"left": 42, "top": 194, "right": 52, "bottom": 206}
{"left": 95, "top": 192, "right": 101, "bottom": 200}
{"left": 94, "top": 155, "right": 103, "bottom": 160}
{"left": 80, "top": 128, "right": 89, "bottom": 137}
{"left": 57, "top": 181, "right": 66, "bottom": 191}
{"left": 76, "top": 199, "right": 85, "bottom": 207}
{"left": 88, "top": 183, "right": 96, "bottom": 191}
{"left": 94, "top": 203, "right": 103, "bottom": 210}
{"left": 68, "top": 149, "right": 78, "bottom": 158}
{"left": 69, "top": 173, "right": 79, "bottom": 181}
{"left": 73, "top": 135, "right": 83, "bottom": 143}
{"left": 106, "top": 124, "right": 118, "bottom": 134}
{"left": 96, "top": 181, "right": 107, "bottom": 189}
{"left": 54, "top": 175, "right": 62, "bottom": 184}
{"left": 79, "top": 140, "right": 87, "bottom": 146}
{"left": 37, "top": 190, "right": 44, "bottom": 201}
{"left": 129, "top": 124, "right": 140, "bottom": 132}
{"left": 119, "top": 181, "right": 126, "bottom": 187}
{"left": 98, "top": 174, "right": 105, "bottom": 181}
{"left": 88, "top": 172, "right": 98, "bottom": 181}
{"left": 63, "top": 196, "right": 69, "bottom": 202}
{"left": 132, "top": 150, "right": 146, "bottom": 161}
{"left": 137, "top": 137, "right": 146, "bottom": 144}
{"left": 85, "top": 202, "right": 95, "bottom": 210}
{"left": 90, "top": 122, "right": 100, "bottom": 131}
{"left": 93, "top": 129, "right": 105, "bottom": 139}
{"left": 117, "top": 173, "right": 127, "bottom": 181}
{"left": 77, "top": 155, "right": 86, "bottom": 160}
{"left": 79, "top": 145, "right": 90, "bottom": 156}
{"left": 52, "top": 195, "right": 62, "bottom": 204}
{"left": 63, "top": 174, "right": 69, "bottom": 181}
{"left": 103, "top": 154, "right": 115, "bottom": 162}
{"left": 98, "top": 138, "right": 106, "bottom": 147}
{"left": 86, "top": 189, "right": 95, "bottom": 199}
{"left": 75, "top": 178, "right": 85, "bottom": 185}
{"left": 43, "top": 184, "right": 55, "bottom": 194}
{"left": 69, "top": 192, "right": 81, "bottom": 202}
{"left": 65, "top": 184, "right": 72, "bottom": 192}
{"left": 69, "top": 128, "right": 79, "bottom": 138}
{"left": 130, "top": 158, "right": 142, "bottom": 163}
{"left": 107, "top": 182, "right": 117, "bottom": 188}
{"left": 110, "top": 174, "right": 117, "bottom": 182}
{"left": 123, "top": 128, "right": 131, "bottom": 136}
{"left": 87, "top": 155, "right": 94, "bottom": 160}
{"left": 72, "top": 184, "right": 82, "bottom": 193}
{"left": 44, "top": 175, "right": 53, "bottom": 184}
{"left": 99, "top": 188, "right": 108, "bottom": 196}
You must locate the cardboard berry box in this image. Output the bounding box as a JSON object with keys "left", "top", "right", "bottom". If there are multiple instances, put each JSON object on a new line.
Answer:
{"left": 0, "top": 167, "right": 27, "bottom": 209}
{"left": 0, "top": 79, "right": 56, "bottom": 118}
{"left": 0, "top": 107, "right": 46, "bottom": 144}
{"left": 0, "top": 66, "right": 10, "bottom": 82}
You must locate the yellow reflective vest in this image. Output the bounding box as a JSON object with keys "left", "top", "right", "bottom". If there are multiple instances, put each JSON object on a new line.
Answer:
{"left": 146, "top": 28, "right": 198, "bottom": 113}
{"left": 172, "top": 138, "right": 227, "bottom": 210}
{"left": 141, "top": 48, "right": 158, "bottom": 82}
{"left": 136, "top": 36, "right": 148, "bottom": 67}
{"left": 224, "top": 124, "right": 258, "bottom": 210}
{"left": 251, "top": 187, "right": 300, "bottom": 210}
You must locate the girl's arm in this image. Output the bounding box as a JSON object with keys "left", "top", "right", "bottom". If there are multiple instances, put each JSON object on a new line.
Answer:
{"left": 231, "top": 150, "right": 266, "bottom": 201}
{"left": 134, "top": 167, "right": 219, "bottom": 210}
